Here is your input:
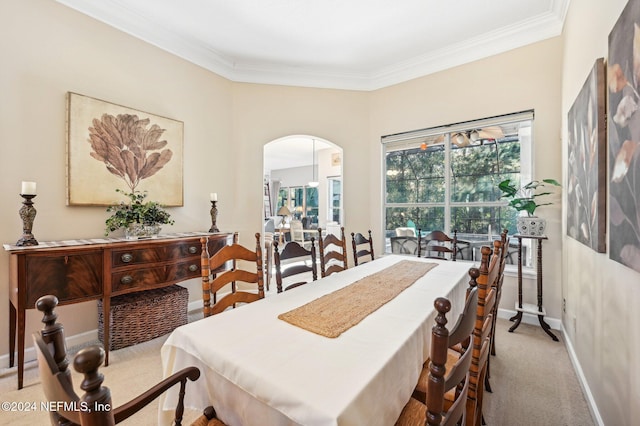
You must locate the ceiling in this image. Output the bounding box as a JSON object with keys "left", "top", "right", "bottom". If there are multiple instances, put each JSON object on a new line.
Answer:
{"left": 55, "top": 0, "right": 569, "bottom": 91}
{"left": 264, "top": 137, "right": 334, "bottom": 171}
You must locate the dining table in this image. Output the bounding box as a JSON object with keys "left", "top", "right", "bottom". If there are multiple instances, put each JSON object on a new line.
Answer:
{"left": 159, "top": 254, "right": 471, "bottom": 426}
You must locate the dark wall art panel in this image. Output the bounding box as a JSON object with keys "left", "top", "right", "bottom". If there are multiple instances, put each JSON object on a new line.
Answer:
{"left": 608, "top": 0, "right": 640, "bottom": 271}
{"left": 567, "top": 58, "right": 606, "bottom": 252}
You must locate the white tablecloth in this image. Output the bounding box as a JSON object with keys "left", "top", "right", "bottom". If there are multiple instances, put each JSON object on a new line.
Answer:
{"left": 159, "top": 255, "right": 470, "bottom": 426}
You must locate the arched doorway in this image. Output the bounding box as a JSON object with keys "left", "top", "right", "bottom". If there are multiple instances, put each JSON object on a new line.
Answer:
{"left": 263, "top": 135, "right": 343, "bottom": 236}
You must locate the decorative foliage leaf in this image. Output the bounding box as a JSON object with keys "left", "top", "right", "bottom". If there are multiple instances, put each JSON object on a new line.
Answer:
{"left": 498, "top": 178, "right": 560, "bottom": 216}
{"left": 104, "top": 189, "right": 174, "bottom": 235}
{"left": 87, "top": 113, "right": 173, "bottom": 191}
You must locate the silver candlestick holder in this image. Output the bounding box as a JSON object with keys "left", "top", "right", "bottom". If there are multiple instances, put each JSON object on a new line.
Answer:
{"left": 16, "top": 194, "right": 38, "bottom": 246}
{"left": 209, "top": 200, "right": 219, "bottom": 233}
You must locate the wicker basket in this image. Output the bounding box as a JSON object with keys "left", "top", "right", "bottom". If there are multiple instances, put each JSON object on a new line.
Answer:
{"left": 98, "top": 285, "right": 188, "bottom": 350}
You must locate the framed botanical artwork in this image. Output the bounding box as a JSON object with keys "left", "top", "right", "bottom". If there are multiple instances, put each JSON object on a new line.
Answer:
{"left": 608, "top": 0, "right": 640, "bottom": 272}
{"left": 66, "top": 92, "right": 184, "bottom": 206}
{"left": 566, "top": 58, "right": 606, "bottom": 253}
{"left": 331, "top": 152, "right": 341, "bottom": 167}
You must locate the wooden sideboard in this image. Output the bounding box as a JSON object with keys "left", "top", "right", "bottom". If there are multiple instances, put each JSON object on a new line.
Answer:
{"left": 5, "top": 232, "right": 235, "bottom": 389}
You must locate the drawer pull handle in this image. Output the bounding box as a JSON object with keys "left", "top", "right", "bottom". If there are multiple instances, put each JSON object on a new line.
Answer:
{"left": 189, "top": 264, "right": 199, "bottom": 272}
{"left": 120, "top": 275, "right": 133, "bottom": 285}
{"left": 188, "top": 246, "right": 198, "bottom": 254}
{"left": 121, "top": 253, "right": 133, "bottom": 263}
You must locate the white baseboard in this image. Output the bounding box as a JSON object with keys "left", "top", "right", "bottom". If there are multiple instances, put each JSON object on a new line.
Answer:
{"left": 0, "top": 303, "right": 205, "bottom": 371}
{"left": 497, "top": 307, "right": 562, "bottom": 331}
{"left": 561, "top": 323, "right": 604, "bottom": 426}
{"left": 0, "top": 329, "right": 98, "bottom": 372}
{"left": 188, "top": 300, "right": 203, "bottom": 313}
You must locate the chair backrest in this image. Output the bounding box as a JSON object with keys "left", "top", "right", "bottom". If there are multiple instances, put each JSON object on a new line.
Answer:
{"left": 426, "top": 290, "right": 478, "bottom": 426}
{"left": 301, "top": 216, "right": 311, "bottom": 229}
{"left": 34, "top": 295, "right": 202, "bottom": 426}
{"left": 390, "top": 236, "right": 419, "bottom": 255}
{"left": 350, "top": 230, "right": 375, "bottom": 266}
{"left": 290, "top": 219, "right": 305, "bottom": 244}
{"left": 418, "top": 230, "right": 458, "bottom": 261}
{"left": 317, "top": 226, "right": 348, "bottom": 277}
{"left": 264, "top": 218, "right": 276, "bottom": 233}
{"left": 489, "top": 230, "right": 509, "bottom": 356}
{"left": 263, "top": 232, "right": 275, "bottom": 291}
{"left": 201, "top": 233, "right": 265, "bottom": 317}
{"left": 273, "top": 239, "right": 317, "bottom": 292}
{"left": 465, "top": 243, "right": 501, "bottom": 425}
{"left": 395, "top": 227, "right": 417, "bottom": 237}
{"left": 32, "top": 295, "right": 81, "bottom": 425}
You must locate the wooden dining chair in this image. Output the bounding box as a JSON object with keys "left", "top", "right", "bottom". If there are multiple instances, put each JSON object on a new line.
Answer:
{"left": 273, "top": 239, "right": 317, "bottom": 292}
{"left": 263, "top": 231, "right": 274, "bottom": 291}
{"left": 317, "top": 226, "right": 348, "bottom": 277}
{"left": 485, "top": 230, "right": 509, "bottom": 392}
{"left": 201, "top": 233, "right": 264, "bottom": 317}
{"left": 396, "top": 290, "right": 477, "bottom": 426}
{"left": 417, "top": 230, "right": 458, "bottom": 261}
{"left": 465, "top": 244, "right": 501, "bottom": 426}
{"left": 351, "top": 230, "right": 375, "bottom": 266}
{"left": 290, "top": 219, "right": 311, "bottom": 249}
{"left": 489, "top": 229, "right": 509, "bottom": 357}
{"left": 32, "top": 295, "right": 204, "bottom": 426}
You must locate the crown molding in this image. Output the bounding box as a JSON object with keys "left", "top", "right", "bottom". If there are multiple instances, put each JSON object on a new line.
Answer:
{"left": 55, "top": 0, "right": 569, "bottom": 91}
{"left": 369, "top": 4, "right": 568, "bottom": 90}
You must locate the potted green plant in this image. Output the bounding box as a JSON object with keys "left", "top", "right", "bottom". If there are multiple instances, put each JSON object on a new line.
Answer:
{"left": 498, "top": 178, "right": 560, "bottom": 236}
{"left": 105, "top": 189, "right": 174, "bottom": 239}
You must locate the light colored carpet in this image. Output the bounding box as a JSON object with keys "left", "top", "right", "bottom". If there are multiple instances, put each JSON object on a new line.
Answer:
{"left": 484, "top": 318, "right": 594, "bottom": 426}
{"left": 0, "top": 316, "right": 594, "bottom": 425}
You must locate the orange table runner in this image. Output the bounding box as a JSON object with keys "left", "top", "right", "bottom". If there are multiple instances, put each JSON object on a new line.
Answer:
{"left": 278, "top": 260, "right": 438, "bottom": 338}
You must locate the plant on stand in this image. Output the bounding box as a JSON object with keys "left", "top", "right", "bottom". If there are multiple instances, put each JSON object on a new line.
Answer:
{"left": 498, "top": 178, "right": 561, "bottom": 236}
{"left": 105, "top": 189, "right": 174, "bottom": 239}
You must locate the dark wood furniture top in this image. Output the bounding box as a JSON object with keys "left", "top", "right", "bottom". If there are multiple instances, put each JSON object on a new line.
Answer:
{"left": 273, "top": 240, "right": 317, "bottom": 293}
{"left": 201, "top": 233, "right": 264, "bottom": 317}
{"left": 33, "top": 294, "right": 204, "bottom": 426}
{"left": 6, "top": 232, "right": 235, "bottom": 390}
{"left": 316, "top": 226, "right": 348, "bottom": 277}
{"left": 350, "top": 230, "right": 375, "bottom": 266}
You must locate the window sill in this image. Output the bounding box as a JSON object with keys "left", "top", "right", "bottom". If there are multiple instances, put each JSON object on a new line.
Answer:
{"left": 504, "top": 263, "right": 536, "bottom": 279}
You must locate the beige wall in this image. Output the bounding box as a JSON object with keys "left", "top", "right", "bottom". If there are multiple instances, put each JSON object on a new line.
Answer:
{"left": 230, "top": 82, "right": 370, "bottom": 247}
{"left": 562, "top": 0, "right": 640, "bottom": 424}
{"left": 0, "top": 0, "right": 234, "bottom": 346}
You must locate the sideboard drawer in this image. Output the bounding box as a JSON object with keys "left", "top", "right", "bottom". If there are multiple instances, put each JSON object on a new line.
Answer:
{"left": 110, "top": 240, "right": 200, "bottom": 268}
{"left": 24, "top": 250, "right": 102, "bottom": 306}
{"left": 111, "top": 260, "right": 201, "bottom": 293}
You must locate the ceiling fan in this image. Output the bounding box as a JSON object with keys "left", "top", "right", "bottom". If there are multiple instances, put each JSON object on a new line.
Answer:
{"left": 433, "top": 126, "right": 505, "bottom": 147}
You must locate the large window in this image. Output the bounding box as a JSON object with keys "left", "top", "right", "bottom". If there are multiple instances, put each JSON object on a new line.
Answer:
{"left": 278, "top": 186, "right": 319, "bottom": 225}
{"left": 328, "top": 177, "right": 342, "bottom": 224}
{"left": 383, "top": 111, "right": 533, "bottom": 261}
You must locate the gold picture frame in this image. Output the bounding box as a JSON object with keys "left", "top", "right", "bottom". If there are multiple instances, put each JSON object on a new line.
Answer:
{"left": 66, "top": 92, "right": 184, "bottom": 206}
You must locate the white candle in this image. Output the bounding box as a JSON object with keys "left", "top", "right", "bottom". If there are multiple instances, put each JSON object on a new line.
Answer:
{"left": 21, "top": 181, "right": 36, "bottom": 195}
{"left": 210, "top": 192, "right": 218, "bottom": 201}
